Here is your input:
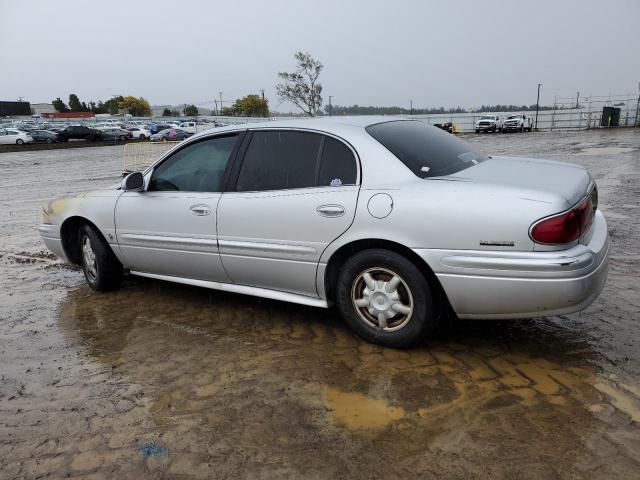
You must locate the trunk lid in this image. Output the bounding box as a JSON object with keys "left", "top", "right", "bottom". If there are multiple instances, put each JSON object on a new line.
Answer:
{"left": 447, "top": 156, "right": 592, "bottom": 208}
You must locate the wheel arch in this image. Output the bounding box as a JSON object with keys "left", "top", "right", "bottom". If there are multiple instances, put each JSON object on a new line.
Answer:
{"left": 323, "top": 238, "right": 451, "bottom": 315}
{"left": 60, "top": 216, "right": 110, "bottom": 265}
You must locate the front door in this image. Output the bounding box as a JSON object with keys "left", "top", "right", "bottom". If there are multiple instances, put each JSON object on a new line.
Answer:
{"left": 115, "top": 133, "right": 241, "bottom": 282}
{"left": 217, "top": 130, "right": 360, "bottom": 297}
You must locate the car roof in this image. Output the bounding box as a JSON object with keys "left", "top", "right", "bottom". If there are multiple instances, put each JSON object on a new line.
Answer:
{"left": 190, "top": 116, "right": 415, "bottom": 140}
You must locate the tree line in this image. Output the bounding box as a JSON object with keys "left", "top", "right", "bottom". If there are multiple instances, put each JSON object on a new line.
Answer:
{"left": 52, "top": 94, "right": 152, "bottom": 117}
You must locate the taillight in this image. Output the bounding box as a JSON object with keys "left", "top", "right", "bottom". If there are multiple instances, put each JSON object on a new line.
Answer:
{"left": 530, "top": 194, "right": 595, "bottom": 245}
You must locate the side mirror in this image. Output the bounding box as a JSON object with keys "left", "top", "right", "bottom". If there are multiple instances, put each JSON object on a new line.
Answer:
{"left": 122, "top": 171, "right": 144, "bottom": 191}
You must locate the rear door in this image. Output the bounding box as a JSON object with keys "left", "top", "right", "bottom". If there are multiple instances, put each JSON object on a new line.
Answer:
{"left": 115, "top": 132, "right": 242, "bottom": 281}
{"left": 217, "top": 129, "right": 360, "bottom": 297}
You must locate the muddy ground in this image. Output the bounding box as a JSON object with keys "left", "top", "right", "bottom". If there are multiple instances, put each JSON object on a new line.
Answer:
{"left": 1, "top": 129, "right": 639, "bottom": 479}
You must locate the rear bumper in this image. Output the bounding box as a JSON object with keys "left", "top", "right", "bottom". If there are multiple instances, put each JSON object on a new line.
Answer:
{"left": 414, "top": 211, "right": 609, "bottom": 319}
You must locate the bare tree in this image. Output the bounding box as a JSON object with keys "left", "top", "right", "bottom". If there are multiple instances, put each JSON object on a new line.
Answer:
{"left": 276, "top": 52, "right": 323, "bottom": 116}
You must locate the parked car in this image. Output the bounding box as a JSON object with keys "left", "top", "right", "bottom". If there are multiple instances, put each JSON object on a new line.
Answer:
{"left": 57, "top": 126, "right": 103, "bottom": 142}
{"left": 149, "top": 123, "right": 172, "bottom": 134}
{"left": 29, "top": 130, "right": 60, "bottom": 143}
{"left": 150, "top": 128, "right": 191, "bottom": 142}
{"left": 127, "top": 127, "right": 151, "bottom": 140}
{"left": 102, "top": 128, "right": 132, "bottom": 141}
{"left": 0, "top": 128, "right": 33, "bottom": 145}
{"left": 39, "top": 118, "right": 609, "bottom": 348}
{"left": 177, "top": 121, "right": 196, "bottom": 134}
{"left": 502, "top": 114, "right": 533, "bottom": 132}
{"left": 433, "top": 122, "right": 454, "bottom": 133}
{"left": 475, "top": 115, "right": 503, "bottom": 133}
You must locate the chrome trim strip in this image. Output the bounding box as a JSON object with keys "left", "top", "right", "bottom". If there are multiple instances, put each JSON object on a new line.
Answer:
{"left": 130, "top": 271, "right": 328, "bottom": 308}
{"left": 120, "top": 233, "right": 218, "bottom": 247}
{"left": 218, "top": 239, "right": 317, "bottom": 255}
{"left": 441, "top": 252, "right": 593, "bottom": 272}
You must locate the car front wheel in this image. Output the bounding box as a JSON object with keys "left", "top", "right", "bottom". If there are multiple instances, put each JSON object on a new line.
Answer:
{"left": 79, "top": 224, "right": 123, "bottom": 291}
{"left": 336, "top": 249, "right": 438, "bottom": 348}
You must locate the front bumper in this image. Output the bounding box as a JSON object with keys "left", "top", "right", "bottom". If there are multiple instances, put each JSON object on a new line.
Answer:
{"left": 38, "top": 223, "right": 68, "bottom": 261}
{"left": 476, "top": 124, "right": 496, "bottom": 130}
{"left": 502, "top": 124, "right": 521, "bottom": 131}
{"left": 414, "top": 211, "right": 609, "bottom": 319}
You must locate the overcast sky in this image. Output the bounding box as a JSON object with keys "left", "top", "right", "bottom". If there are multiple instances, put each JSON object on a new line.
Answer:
{"left": 1, "top": 0, "right": 638, "bottom": 112}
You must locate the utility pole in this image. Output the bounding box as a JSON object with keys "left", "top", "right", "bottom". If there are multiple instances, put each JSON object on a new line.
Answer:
{"left": 219, "top": 92, "right": 223, "bottom": 115}
{"left": 261, "top": 89, "right": 265, "bottom": 102}
{"left": 328, "top": 96, "right": 333, "bottom": 117}
{"left": 535, "top": 83, "right": 541, "bottom": 131}
{"left": 576, "top": 91, "right": 580, "bottom": 109}
{"left": 410, "top": 99, "right": 413, "bottom": 115}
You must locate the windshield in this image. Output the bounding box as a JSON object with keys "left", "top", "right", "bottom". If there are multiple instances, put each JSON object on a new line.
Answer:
{"left": 480, "top": 116, "right": 494, "bottom": 120}
{"left": 366, "top": 120, "right": 487, "bottom": 178}
{"left": 507, "top": 115, "right": 519, "bottom": 119}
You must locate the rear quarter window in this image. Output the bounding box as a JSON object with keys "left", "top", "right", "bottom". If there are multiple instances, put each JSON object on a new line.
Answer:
{"left": 366, "top": 120, "right": 486, "bottom": 178}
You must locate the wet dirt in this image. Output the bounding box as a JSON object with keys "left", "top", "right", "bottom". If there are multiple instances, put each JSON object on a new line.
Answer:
{"left": 1, "top": 129, "right": 639, "bottom": 479}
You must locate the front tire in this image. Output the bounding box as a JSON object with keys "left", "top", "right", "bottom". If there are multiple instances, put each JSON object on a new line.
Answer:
{"left": 336, "top": 249, "right": 438, "bottom": 348}
{"left": 79, "top": 224, "right": 123, "bottom": 291}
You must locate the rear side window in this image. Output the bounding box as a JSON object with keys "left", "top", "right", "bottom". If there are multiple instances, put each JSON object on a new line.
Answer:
{"left": 236, "top": 131, "right": 321, "bottom": 191}
{"left": 317, "top": 137, "right": 357, "bottom": 187}
{"left": 366, "top": 120, "right": 486, "bottom": 178}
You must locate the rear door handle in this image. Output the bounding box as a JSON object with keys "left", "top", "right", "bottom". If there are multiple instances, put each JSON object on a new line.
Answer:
{"left": 190, "top": 204, "right": 211, "bottom": 216}
{"left": 317, "top": 205, "right": 345, "bottom": 217}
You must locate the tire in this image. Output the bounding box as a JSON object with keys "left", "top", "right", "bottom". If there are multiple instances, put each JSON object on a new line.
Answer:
{"left": 491, "top": 126, "right": 496, "bottom": 133}
{"left": 16, "top": 139, "right": 24, "bottom": 145}
{"left": 139, "top": 134, "right": 146, "bottom": 140}
{"left": 162, "top": 137, "right": 168, "bottom": 142}
{"left": 78, "top": 224, "right": 123, "bottom": 291}
{"left": 520, "top": 125, "right": 524, "bottom": 133}
{"left": 335, "top": 249, "right": 438, "bottom": 348}
{"left": 120, "top": 135, "right": 126, "bottom": 141}
{"left": 475, "top": 129, "right": 479, "bottom": 133}
{"left": 45, "top": 138, "right": 53, "bottom": 144}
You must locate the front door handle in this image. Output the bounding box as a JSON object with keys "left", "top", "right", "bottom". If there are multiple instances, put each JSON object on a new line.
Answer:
{"left": 190, "top": 204, "right": 211, "bottom": 216}
{"left": 317, "top": 204, "right": 345, "bottom": 217}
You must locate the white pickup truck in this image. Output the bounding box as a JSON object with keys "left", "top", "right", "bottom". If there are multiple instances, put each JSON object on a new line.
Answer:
{"left": 502, "top": 114, "right": 533, "bottom": 132}
{"left": 474, "top": 115, "right": 503, "bottom": 133}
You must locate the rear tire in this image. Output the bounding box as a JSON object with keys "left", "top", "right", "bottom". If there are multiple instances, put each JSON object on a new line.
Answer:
{"left": 335, "top": 249, "right": 438, "bottom": 348}
{"left": 45, "top": 138, "right": 53, "bottom": 144}
{"left": 16, "top": 139, "right": 24, "bottom": 145}
{"left": 139, "top": 134, "right": 146, "bottom": 140}
{"left": 78, "top": 224, "right": 123, "bottom": 291}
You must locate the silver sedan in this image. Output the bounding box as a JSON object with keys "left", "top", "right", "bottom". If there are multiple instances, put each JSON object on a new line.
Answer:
{"left": 39, "top": 118, "right": 609, "bottom": 347}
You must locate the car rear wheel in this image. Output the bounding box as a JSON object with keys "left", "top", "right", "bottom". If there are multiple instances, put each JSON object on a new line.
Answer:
{"left": 162, "top": 137, "right": 168, "bottom": 142}
{"left": 139, "top": 134, "right": 146, "bottom": 140}
{"left": 119, "top": 135, "right": 126, "bottom": 141}
{"left": 78, "top": 224, "right": 123, "bottom": 291}
{"left": 336, "top": 249, "right": 438, "bottom": 348}
{"left": 45, "top": 138, "right": 53, "bottom": 144}
{"left": 16, "top": 139, "right": 24, "bottom": 145}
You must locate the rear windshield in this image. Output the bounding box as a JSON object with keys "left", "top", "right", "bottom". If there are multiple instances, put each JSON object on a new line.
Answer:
{"left": 366, "top": 120, "right": 486, "bottom": 178}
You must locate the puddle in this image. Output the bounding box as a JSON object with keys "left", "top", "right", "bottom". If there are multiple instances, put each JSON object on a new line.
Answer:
{"left": 324, "top": 387, "right": 405, "bottom": 430}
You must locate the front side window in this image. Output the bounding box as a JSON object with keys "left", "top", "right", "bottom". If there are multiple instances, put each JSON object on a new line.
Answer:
{"left": 236, "top": 131, "right": 322, "bottom": 191}
{"left": 366, "top": 120, "right": 486, "bottom": 178}
{"left": 148, "top": 134, "right": 238, "bottom": 192}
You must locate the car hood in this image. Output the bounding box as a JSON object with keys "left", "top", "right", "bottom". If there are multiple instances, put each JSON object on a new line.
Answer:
{"left": 446, "top": 156, "right": 591, "bottom": 208}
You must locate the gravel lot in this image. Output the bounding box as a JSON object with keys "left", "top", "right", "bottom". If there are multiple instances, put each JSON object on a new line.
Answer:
{"left": 1, "top": 129, "right": 639, "bottom": 479}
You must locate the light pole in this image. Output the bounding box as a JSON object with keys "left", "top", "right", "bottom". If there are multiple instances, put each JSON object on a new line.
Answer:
{"left": 535, "top": 84, "right": 541, "bottom": 131}
{"left": 410, "top": 99, "right": 413, "bottom": 116}
{"left": 328, "top": 96, "right": 333, "bottom": 117}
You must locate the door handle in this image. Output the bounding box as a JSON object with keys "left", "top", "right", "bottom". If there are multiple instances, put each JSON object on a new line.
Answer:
{"left": 316, "top": 205, "right": 345, "bottom": 217}
{"left": 190, "top": 204, "right": 211, "bottom": 216}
